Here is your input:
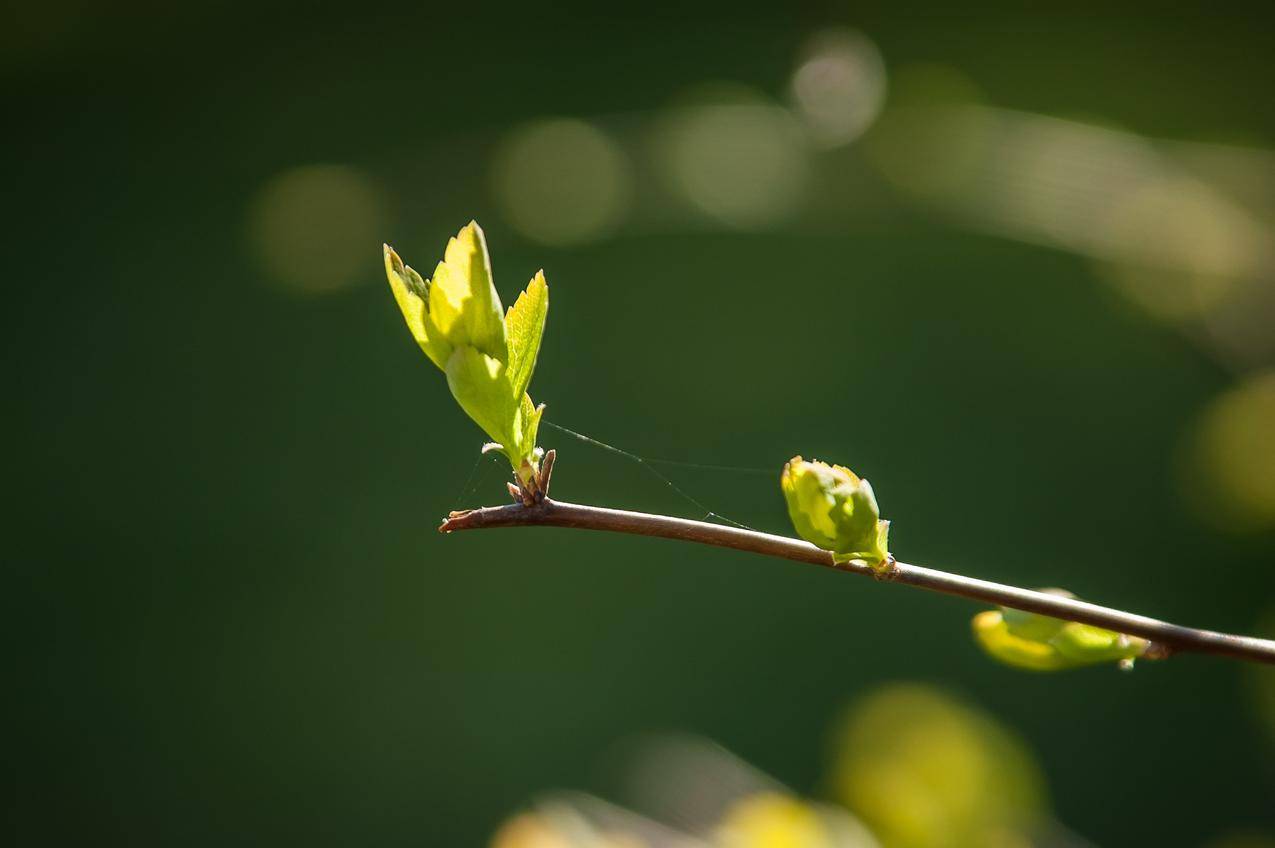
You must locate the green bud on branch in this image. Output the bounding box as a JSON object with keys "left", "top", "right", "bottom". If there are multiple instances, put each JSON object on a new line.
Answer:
{"left": 972, "top": 589, "right": 1149, "bottom": 671}
{"left": 781, "top": 456, "right": 890, "bottom": 571}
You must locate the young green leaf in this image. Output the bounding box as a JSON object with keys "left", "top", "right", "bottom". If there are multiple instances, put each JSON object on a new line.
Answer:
{"left": 444, "top": 347, "right": 519, "bottom": 453}
{"left": 383, "top": 245, "right": 452, "bottom": 369}
{"left": 1052, "top": 622, "right": 1147, "bottom": 665}
{"left": 505, "top": 270, "right": 548, "bottom": 403}
{"left": 517, "top": 393, "right": 545, "bottom": 465}
{"left": 781, "top": 456, "right": 890, "bottom": 569}
{"left": 971, "top": 612, "right": 1074, "bottom": 671}
{"left": 972, "top": 592, "right": 1148, "bottom": 672}
{"left": 427, "top": 222, "right": 508, "bottom": 361}
{"left": 383, "top": 221, "right": 550, "bottom": 482}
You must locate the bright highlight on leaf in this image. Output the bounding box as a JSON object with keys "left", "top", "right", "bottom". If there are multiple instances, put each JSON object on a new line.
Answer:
{"left": 972, "top": 589, "right": 1149, "bottom": 671}
{"left": 781, "top": 456, "right": 890, "bottom": 569}
{"left": 384, "top": 221, "right": 548, "bottom": 487}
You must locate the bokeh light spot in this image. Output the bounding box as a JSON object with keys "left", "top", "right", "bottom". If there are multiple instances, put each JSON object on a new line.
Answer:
{"left": 247, "top": 164, "right": 386, "bottom": 295}
{"left": 492, "top": 118, "right": 632, "bottom": 246}
{"left": 1096, "top": 175, "right": 1259, "bottom": 321}
{"left": 860, "top": 65, "right": 989, "bottom": 201}
{"left": 655, "top": 86, "right": 810, "bottom": 229}
{"left": 489, "top": 812, "right": 572, "bottom": 848}
{"left": 789, "top": 28, "right": 887, "bottom": 148}
{"left": 827, "top": 684, "right": 1047, "bottom": 848}
{"left": 1179, "top": 371, "right": 1275, "bottom": 532}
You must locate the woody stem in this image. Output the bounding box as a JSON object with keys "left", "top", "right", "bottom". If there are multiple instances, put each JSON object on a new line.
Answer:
{"left": 439, "top": 498, "right": 1275, "bottom": 666}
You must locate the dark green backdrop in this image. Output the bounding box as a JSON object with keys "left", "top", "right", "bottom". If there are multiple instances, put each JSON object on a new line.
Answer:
{"left": 7, "top": 2, "right": 1273, "bottom": 845}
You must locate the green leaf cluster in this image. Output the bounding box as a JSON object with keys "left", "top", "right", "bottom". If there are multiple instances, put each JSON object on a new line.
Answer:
{"left": 972, "top": 590, "right": 1148, "bottom": 671}
{"left": 383, "top": 221, "right": 548, "bottom": 485}
{"left": 781, "top": 456, "right": 890, "bottom": 569}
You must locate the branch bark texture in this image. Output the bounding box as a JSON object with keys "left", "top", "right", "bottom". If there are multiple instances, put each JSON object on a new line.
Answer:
{"left": 440, "top": 499, "right": 1275, "bottom": 666}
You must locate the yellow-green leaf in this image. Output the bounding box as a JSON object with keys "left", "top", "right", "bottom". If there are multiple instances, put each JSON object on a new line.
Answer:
{"left": 972, "top": 611, "right": 1073, "bottom": 671}
{"left": 505, "top": 270, "right": 548, "bottom": 402}
{"left": 428, "top": 221, "right": 507, "bottom": 361}
{"left": 444, "top": 347, "right": 518, "bottom": 454}
{"left": 383, "top": 245, "right": 451, "bottom": 369}
{"left": 517, "top": 393, "right": 545, "bottom": 463}
{"left": 384, "top": 221, "right": 549, "bottom": 479}
{"left": 1052, "top": 622, "right": 1145, "bottom": 664}
{"left": 973, "top": 596, "right": 1148, "bottom": 672}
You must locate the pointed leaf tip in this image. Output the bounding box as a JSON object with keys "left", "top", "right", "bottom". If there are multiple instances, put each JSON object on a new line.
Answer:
{"left": 505, "top": 270, "right": 549, "bottom": 402}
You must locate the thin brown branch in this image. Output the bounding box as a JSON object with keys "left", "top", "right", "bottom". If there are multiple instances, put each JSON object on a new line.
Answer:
{"left": 440, "top": 498, "right": 1275, "bottom": 666}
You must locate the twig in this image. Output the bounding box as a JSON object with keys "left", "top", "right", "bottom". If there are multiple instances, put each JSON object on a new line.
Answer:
{"left": 440, "top": 499, "right": 1275, "bottom": 666}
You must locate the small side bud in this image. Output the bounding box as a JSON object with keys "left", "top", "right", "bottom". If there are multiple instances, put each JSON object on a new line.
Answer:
{"left": 537, "top": 448, "right": 557, "bottom": 498}
{"left": 973, "top": 590, "right": 1150, "bottom": 672}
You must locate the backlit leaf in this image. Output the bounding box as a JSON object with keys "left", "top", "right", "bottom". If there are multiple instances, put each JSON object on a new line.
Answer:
{"left": 505, "top": 270, "right": 548, "bottom": 402}
{"left": 445, "top": 347, "right": 519, "bottom": 456}
{"left": 973, "top": 598, "right": 1148, "bottom": 672}
{"left": 383, "top": 245, "right": 452, "bottom": 369}
{"left": 428, "top": 222, "right": 507, "bottom": 361}
{"left": 384, "top": 221, "right": 549, "bottom": 480}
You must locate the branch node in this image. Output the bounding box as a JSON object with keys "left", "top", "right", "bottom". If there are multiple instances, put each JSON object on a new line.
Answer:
{"left": 871, "top": 554, "right": 899, "bottom": 581}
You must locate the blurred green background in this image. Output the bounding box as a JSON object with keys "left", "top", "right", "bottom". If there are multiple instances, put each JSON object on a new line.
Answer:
{"left": 7, "top": 2, "right": 1275, "bottom": 845}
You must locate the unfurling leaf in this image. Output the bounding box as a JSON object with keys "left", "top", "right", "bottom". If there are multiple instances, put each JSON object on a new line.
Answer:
{"left": 972, "top": 589, "right": 1148, "bottom": 672}
{"left": 384, "top": 246, "right": 450, "bottom": 369}
{"left": 383, "top": 221, "right": 549, "bottom": 483}
{"left": 505, "top": 270, "right": 548, "bottom": 402}
{"left": 781, "top": 456, "right": 890, "bottom": 569}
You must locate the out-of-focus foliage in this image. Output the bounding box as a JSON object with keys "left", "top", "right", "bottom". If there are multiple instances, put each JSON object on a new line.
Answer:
{"left": 383, "top": 221, "right": 548, "bottom": 484}
{"left": 1180, "top": 370, "right": 1275, "bottom": 531}
{"left": 489, "top": 810, "right": 640, "bottom": 848}
{"left": 715, "top": 793, "right": 834, "bottom": 848}
{"left": 1250, "top": 609, "right": 1275, "bottom": 745}
{"left": 826, "top": 685, "right": 1047, "bottom": 848}
{"left": 489, "top": 793, "right": 706, "bottom": 848}
{"left": 490, "top": 813, "right": 575, "bottom": 848}
{"left": 487, "top": 684, "right": 1061, "bottom": 848}
{"left": 1201, "top": 832, "right": 1275, "bottom": 848}
{"left": 971, "top": 591, "right": 1148, "bottom": 672}
{"left": 781, "top": 457, "right": 889, "bottom": 569}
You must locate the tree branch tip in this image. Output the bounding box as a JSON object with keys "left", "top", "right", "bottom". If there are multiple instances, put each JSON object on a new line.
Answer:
{"left": 439, "top": 509, "right": 475, "bottom": 533}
